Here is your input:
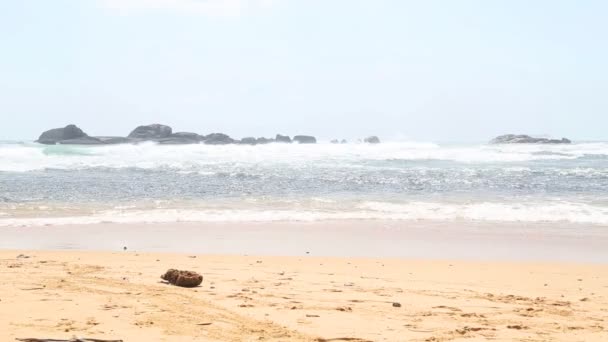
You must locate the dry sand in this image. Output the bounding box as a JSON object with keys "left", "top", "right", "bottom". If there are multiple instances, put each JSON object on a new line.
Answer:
{"left": 1, "top": 250, "right": 607, "bottom": 341}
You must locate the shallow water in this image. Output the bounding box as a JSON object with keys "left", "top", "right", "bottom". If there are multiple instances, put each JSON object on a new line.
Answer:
{"left": 1, "top": 141, "right": 607, "bottom": 226}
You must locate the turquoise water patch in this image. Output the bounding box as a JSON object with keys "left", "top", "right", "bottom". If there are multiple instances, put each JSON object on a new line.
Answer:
{"left": 42, "top": 145, "right": 98, "bottom": 156}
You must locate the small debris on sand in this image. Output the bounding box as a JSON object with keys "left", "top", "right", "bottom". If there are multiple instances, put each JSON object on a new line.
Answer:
{"left": 392, "top": 302, "right": 402, "bottom": 308}
{"left": 161, "top": 269, "right": 203, "bottom": 288}
{"left": 507, "top": 324, "right": 527, "bottom": 330}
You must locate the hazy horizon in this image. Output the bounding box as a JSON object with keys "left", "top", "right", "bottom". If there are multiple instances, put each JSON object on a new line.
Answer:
{"left": 1, "top": 0, "right": 607, "bottom": 141}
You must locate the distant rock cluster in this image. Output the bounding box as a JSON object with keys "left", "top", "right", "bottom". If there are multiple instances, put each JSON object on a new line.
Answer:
{"left": 36, "top": 124, "right": 382, "bottom": 145}
{"left": 490, "top": 134, "right": 571, "bottom": 144}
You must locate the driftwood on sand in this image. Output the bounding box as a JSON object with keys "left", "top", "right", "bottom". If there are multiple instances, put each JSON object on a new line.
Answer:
{"left": 17, "top": 339, "right": 123, "bottom": 342}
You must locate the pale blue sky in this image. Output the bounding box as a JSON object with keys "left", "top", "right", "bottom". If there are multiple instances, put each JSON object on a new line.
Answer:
{"left": 1, "top": 0, "right": 606, "bottom": 141}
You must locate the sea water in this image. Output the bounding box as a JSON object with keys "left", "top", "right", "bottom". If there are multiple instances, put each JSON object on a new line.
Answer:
{"left": 1, "top": 141, "right": 607, "bottom": 227}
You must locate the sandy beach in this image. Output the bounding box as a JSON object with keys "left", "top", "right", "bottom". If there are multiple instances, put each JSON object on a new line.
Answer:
{"left": 4, "top": 0, "right": 608, "bottom": 340}
{"left": 1, "top": 249, "right": 607, "bottom": 341}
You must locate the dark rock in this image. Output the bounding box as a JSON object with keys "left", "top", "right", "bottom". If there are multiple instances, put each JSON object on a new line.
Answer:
{"left": 37, "top": 124, "right": 88, "bottom": 145}
{"left": 275, "top": 134, "right": 292, "bottom": 143}
{"left": 203, "top": 133, "right": 235, "bottom": 145}
{"left": 161, "top": 269, "right": 203, "bottom": 288}
{"left": 364, "top": 136, "right": 380, "bottom": 144}
{"left": 490, "top": 134, "right": 571, "bottom": 144}
{"left": 58, "top": 136, "right": 104, "bottom": 145}
{"left": 171, "top": 132, "right": 202, "bottom": 140}
{"left": 256, "top": 137, "right": 274, "bottom": 144}
{"left": 293, "top": 135, "right": 317, "bottom": 144}
{"left": 330, "top": 139, "right": 340, "bottom": 144}
{"left": 240, "top": 137, "right": 258, "bottom": 145}
{"left": 392, "top": 302, "right": 402, "bottom": 308}
{"left": 341, "top": 139, "right": 348, "bottom": 144}
{"left": 128, "top": 124, "right": 172, "bottom": 140}
{"left": 94, "top": 136, "right": 133, "bottom": 144}
{"left": 157, "top": 137, "right": 200, "bottom": 145}
{"left": 157, "top": 132, "right": 201, "bottom": 145}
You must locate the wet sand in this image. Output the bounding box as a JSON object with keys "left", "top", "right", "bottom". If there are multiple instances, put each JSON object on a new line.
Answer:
{"left": 1, "top": 250, "right": 607, "bottom": 341}
{"left": 1, "top": 220, "right": 608, "bottom": 262}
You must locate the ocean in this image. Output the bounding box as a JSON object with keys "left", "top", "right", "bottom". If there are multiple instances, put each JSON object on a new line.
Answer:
{"left": 1, "top": 140, "right": 607, "bottom": 227}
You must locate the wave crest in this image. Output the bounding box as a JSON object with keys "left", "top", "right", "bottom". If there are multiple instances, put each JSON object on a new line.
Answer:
{"left": 1, "top": 142, "right": 608, "bottom": 172}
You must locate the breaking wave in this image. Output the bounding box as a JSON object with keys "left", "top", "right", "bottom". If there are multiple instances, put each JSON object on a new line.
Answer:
{"left": 1, "top": 141, "right": 608, "bottom": 172}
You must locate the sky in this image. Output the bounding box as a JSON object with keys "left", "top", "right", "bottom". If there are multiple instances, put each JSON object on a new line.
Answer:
{"left": 1, "top": 0, "right": 607, "bottom": 142}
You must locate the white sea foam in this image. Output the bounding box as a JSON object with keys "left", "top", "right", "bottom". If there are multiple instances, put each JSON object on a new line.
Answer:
{"left": 0, "top": 201, "right": 606, "bottom": 227}
{"left": 1, "top": 141, "right": 608, "bottom": 172}
{"left": 358, "top": 201, "right": 608, "bottom": 225}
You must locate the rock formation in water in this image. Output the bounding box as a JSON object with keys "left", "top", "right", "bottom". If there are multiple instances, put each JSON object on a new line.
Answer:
{"left": 293, "top": 135, "right": 317, "bottom": 144}
{"left": 158, "top": 132, "right": 202, "bottom": 145}
{"left": 239, "top": 137, "right": 258, "bottom": 145}
{"left": 37, "top": 124, "right": 103, "bottom": 145}
{"left": 203, "top": 133, "right": 235, "bottom": 145}
{"left": 255, "top": 137, "right": 274, "bottom": 144}
{"left": 275, "top": 134, "right": 292, "bottom": 143}
{"left": 35, "top": 124, "right": 361, "bottom": 146}
{"left": 128, "top": 124, "right": 173, "bottom": 140}
{"left": 364, "top": 136, "right": 380, "bottom": 144}
{"left": 490, "top": 134, "right": 571, "bottom": 144}
{"left": 94, "top": 136, "right": 133, "bottom": 144}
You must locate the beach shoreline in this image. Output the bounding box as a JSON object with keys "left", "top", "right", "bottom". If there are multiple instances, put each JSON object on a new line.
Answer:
{"left": 1, "top": 220, "right": 607, "bottom": 262}
{"left": 1, "top": 249, "right": 607, "bottom": 341}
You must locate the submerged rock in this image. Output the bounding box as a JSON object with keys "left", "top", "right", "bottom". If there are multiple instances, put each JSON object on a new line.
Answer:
{"left": 161, "top": 269, "right": 203, "bottom": 288}
{"left": 364, "top": 136, "right": 380, "bottom": 144}
{"left": 37, "top": 124, "right": 88, "bottom": 145}
{"left": 275, "top": 134, "right": 292, "bottom": 143}
{"left": 128, "top": 124, "right": 173, "bottom": 140}
{"left": 293, "top": 135, "right": 317, "bottom": 144}
{"left": 490, "top": 134, "right": 571, "bottom": 144}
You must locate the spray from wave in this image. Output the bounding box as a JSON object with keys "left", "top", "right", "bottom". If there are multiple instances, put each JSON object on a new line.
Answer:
{"left": 1, "top": 141, "right": 608, "bottom": 172}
